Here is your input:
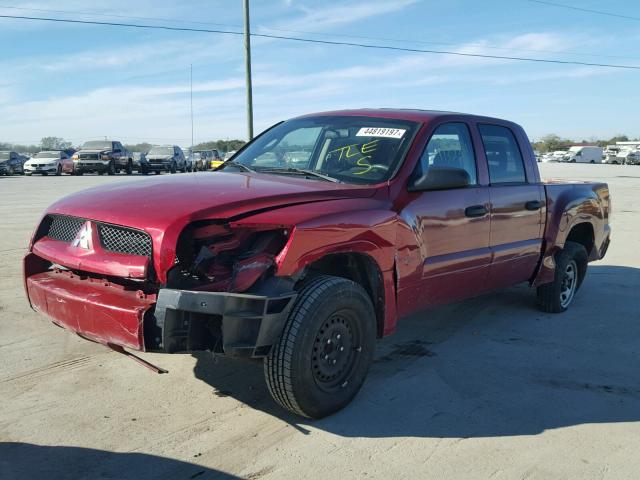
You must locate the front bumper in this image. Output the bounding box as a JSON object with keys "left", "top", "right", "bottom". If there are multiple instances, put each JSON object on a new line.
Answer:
{"left": 25, "top": 263, "right": 297, "bottom": 357}
{"left": 154, "top": 289, "right": 297, "bottom": 357}
{"left": 143, "top": 162, "right": 171, "bottom": 171}
{"left": 25, "top": 165, "right": 58, "bottom": 174}
{"left": 74, "top": 161, "right": 109, "bottom": 172}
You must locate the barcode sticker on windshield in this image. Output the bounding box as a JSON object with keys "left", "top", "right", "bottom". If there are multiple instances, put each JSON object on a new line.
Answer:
{"left": 356, "top": 127, "right": 406, "bottom": 139}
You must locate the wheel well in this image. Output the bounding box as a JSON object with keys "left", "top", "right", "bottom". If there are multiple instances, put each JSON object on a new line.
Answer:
{"left": 302, "top": 253, "right": 385, "bottom": 338}
{"left": 566, "top": 223, "right": 594, "bottom": 255}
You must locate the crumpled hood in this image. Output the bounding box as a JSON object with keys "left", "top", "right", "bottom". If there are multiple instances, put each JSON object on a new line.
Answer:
{"left": 45, "top": 172, "right": 376, "bottom": 280}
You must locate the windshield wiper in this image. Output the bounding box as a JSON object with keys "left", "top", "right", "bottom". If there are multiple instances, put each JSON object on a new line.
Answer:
{"left": 258, "top": 167, "right": 341, "bottom": 183}
{"left": 219, "top": 160, "right": 254, "bottom": 172}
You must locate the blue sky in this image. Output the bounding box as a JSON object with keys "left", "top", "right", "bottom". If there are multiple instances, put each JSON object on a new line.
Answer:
{"left": 1, "top": 0, "right": 639, "bottom": 145}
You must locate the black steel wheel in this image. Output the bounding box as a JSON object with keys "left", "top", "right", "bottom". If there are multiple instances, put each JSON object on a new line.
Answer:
{"left": 537, "top": 241, "right": 588, "bottom": 313}
{"left": 265, "top": 275, "right": 376, "bottom": 418}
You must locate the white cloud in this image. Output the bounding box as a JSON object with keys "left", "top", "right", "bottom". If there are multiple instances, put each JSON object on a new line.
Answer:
{"left": 269, "top": 0, "right": 418, "bottom": 33}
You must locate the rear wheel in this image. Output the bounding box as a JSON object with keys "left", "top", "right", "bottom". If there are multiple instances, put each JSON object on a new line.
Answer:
{"left": 537, "top": 241, "right": 588, "bottom": 313}
{"left": 265, "top": 275, "right": 376, "bottom": 419}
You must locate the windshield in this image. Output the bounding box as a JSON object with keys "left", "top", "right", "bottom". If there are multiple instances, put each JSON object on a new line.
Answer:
{"left": 34, "top": 151, "right": 59, "bottom": 159}
{"left": 82, "top": 141, "right": 111, "bottom": 150}
{"left": 0, "top": 152, "right": 10, "bottom": 159}
{"left": 227, "top": 116, "right": 418, "bottom": 184}
{"left": 148, "top": 146, "right": 174, "bottom": 155}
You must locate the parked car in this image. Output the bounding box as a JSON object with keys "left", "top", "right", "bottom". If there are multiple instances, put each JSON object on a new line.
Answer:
{"left": 602, "top": 146, "right": 622, "bottom": 164}
{"left": 209, "top": 149, "right": 223, "bottom": 169}
{"left": 143, "top": 145, "right": 187, "bottom": 174}
{"left": 0, "top": 151, "right": 26, "bottom": 175}
{"left": 24, "top": 150, "right": 74, "bottom": 176}
{"left": 72, "top": 140, "right": 134, "bottom": 175}
{"left": 132, "top": 152, "right": 146, "bottom": 171}
{"left": 223, "top": 150, "right": 237, "bottom": 160}
{"left": 24, "top": 109, "right": 611, "bottom": 419}
{"left": 183, "top": 149, "right": 195, "bottom": 172}
{"left": 618, "top": 149, "right": 640, "bottom": 165}
{"left": 563, "top": 146, "right": 603, "bottom": 164}
{"left": 191, "top": 152, "right": 206, "bottom": 171}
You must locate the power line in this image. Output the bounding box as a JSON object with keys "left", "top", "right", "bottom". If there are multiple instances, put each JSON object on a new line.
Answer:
{"left": 1, "top": 13, "right": 640, "bottom": 71}
{"left": 527, "top": 0, "right": 640, "bottom": 21}
{"left": 1, "top": 3, "right": 639, "bottom": 61}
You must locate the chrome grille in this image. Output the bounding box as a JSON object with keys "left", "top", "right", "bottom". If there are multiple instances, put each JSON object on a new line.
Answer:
{"left": 98, "top": 224, "right": 152, "bottom": 257}
{"left": 79, "top": 153, "right": 99, "bottom": 160}
{"left": 47, "top": 215, "right": 85, "bottom": 242}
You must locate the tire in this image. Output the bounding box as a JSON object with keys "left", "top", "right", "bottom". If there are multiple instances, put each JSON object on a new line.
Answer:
{"left": 126, "top": 160, "right": 133, "bottom": 175}
{"left": 536, "top": 241, "right": 588, "bottom": 313}
{"left": 141, "top": 165, "right": 149, "bottom": 175}
{"left": 265, "top": 275, "right": 376, "bottom": 419}
{"left": 170, "top": 162, "right": 177, "bottom": 174}
{"left": 56, "top": 164, "right": 62, "bottom": 176}
{"left": 107, "top": 161, "right": 115, "bottom": 175}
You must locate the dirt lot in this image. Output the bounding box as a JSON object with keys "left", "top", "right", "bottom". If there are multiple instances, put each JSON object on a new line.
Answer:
{"left": 1, "top": 164, "right": 639, "bottom": 480}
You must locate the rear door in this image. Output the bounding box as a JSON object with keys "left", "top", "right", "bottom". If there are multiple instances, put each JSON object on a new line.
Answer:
{"left": 478, "top": 124, "right": 544, "bottom": 289}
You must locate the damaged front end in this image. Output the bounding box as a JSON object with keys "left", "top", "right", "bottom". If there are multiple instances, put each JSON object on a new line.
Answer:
{"left": 24, "top": 215, "right": 298, "bottom": 359}
{"left": 148, "top": 221, "right": 298, "bottom": 357}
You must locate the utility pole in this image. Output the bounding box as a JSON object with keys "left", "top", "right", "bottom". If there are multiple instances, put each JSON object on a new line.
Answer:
{"left": 243, "top": 0, "right": 254, "bottom": 140}
{"left": 190, "top": 63, "right": 194, "bottom": 154}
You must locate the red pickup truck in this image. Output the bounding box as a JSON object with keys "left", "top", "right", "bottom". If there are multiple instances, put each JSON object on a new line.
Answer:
{"left": 24, "top": 109, "right": 611, "bottom": 418}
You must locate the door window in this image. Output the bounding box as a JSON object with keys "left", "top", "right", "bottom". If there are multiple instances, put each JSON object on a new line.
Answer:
{"left": 478, "top": 124, "right": 526, "bottom": 184}
{"left": 416, "top": 122, "right": 477, "bottom": 185}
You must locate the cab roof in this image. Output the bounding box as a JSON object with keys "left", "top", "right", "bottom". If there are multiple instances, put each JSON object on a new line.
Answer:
{"left": 296, "top": 108, "right": 516, "bottom": 126}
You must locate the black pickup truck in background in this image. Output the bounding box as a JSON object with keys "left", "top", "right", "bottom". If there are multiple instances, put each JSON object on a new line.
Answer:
{"left": 71, "top": 140, "right": 134, "bottom": 175}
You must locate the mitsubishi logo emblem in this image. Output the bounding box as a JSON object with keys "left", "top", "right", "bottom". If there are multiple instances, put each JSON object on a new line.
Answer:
{"left": 72, "top": 221, "right": 92, "bottom": 249}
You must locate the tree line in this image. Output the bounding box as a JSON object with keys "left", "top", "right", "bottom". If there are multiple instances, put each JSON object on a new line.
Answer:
{"left": 532, "top": 134, "right": 639, "bottom": 153}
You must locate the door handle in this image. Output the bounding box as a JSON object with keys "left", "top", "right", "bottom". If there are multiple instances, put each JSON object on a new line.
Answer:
{"left": 465, "top": 205, "right": 488, "bottom": 218}
{"left": 525, "top": 200, "right": 543, "bottom": 211}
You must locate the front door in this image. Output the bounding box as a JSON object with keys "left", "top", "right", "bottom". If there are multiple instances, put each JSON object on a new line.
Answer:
{"left": 397, "top": 122, "right": 492, "bottom": 316}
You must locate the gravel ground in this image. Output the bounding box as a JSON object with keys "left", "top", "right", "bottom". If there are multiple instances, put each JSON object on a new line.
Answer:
{"left": 1, "top": 163, "right": 639, "bottom": 480}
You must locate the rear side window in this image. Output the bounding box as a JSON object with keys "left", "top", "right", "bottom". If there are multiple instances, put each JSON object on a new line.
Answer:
{"left": 478, "top": 124, "right": 526, "bottom": 184}
{"left": 416, "top": 122, "right": 477, "bottom": 185}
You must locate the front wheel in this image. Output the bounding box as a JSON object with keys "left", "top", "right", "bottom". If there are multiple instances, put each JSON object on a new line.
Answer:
{"left": 170, "top": 162, "right": 177, "bottom": 174}
{"left": 56, "top": 164, "right": 62, "bottom": 176}
{"left": 536, "top": 241, "right": 588, "bottom": 313}
{"left": 107, "top": 161, "right": 115, "bottom": 175}
{"left": 265, "top": 275, "right": 376, "bottom": 419}
{"left": 126, "top": 160, "right": 133, "bottom": 175}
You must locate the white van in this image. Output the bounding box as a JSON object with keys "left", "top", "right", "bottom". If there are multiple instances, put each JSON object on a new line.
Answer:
{"left": 564, "top": 146, "right": 603, "bottom": 164}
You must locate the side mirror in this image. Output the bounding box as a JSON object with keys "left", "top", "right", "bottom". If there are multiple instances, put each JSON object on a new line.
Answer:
{"left": 408, "top": 166, "right": 470, "bottom": 192}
